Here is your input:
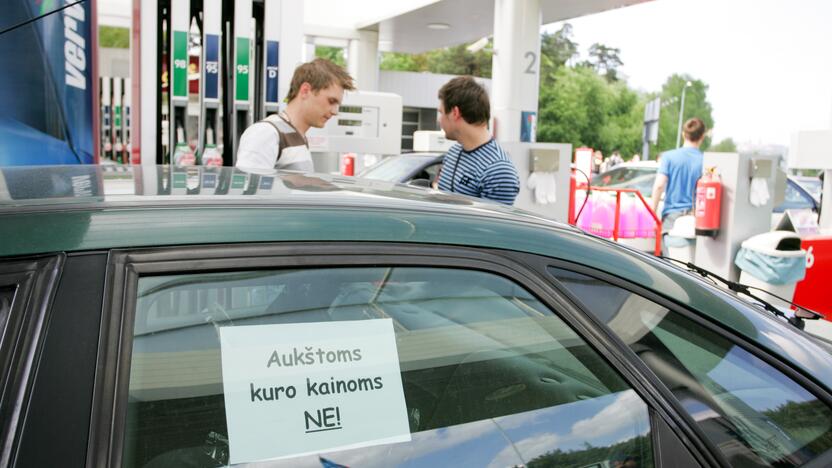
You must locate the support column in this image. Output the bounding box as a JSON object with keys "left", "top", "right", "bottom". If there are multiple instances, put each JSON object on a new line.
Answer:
{"left": 348, "top": 30, "right": 379, "bottom": 91}
{"left": 490, "top": 0, "right": 542, "bottom": 143}
{"left": 278, "top": 0, "right": 304, "bottom": 108}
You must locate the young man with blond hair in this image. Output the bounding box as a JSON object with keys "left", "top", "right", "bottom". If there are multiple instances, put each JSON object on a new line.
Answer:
{"left": 236, "top": 58, "right": 355, "bottom": 171}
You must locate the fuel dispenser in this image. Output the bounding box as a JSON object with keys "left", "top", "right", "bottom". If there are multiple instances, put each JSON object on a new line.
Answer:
{"left": 100, "top": 77, "right": 112, "bottom": 160}
{"left": 198, "top": 0, "right": 223, "bottom": 166}
{"left": 306, "top": 91, "right": 403, "bottom": 174}
{"left": 230, "top": 0, "right": 253, "bottom": 160}
{"left": 123, "top": 79, "right": 132, "bottom": 161}
{"left": 133, "top": 0, "right": 304, "bottom": 166}
{"left": 113, "top": 78, "right": 125, "bottom": 163}
{"left": 168, "top": 1, "right": 191, "bottom": 165}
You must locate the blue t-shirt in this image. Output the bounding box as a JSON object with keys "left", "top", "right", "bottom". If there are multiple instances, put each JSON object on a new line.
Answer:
{"left": 437, "top": 139, "right": 520, "bottom": 205}
{"left": 658, "top": 146, "right": 703, "bottom": 217}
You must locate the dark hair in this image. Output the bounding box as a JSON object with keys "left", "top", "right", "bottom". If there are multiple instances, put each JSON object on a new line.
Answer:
{"left": 683, "top": 117, "right": 707, "bottom": 142}
{"left": 286, "top": 58, "right": 355, "bottom": 102}
{"left": 438, "top": 76, "right": 490, "bottom": 125}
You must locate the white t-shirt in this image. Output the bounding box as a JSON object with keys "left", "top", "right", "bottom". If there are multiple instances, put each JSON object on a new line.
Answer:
{"left": 235, "top": 114, "right": 314, "bottom": 172}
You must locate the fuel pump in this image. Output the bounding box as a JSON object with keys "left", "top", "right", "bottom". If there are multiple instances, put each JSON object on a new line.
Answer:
{"left": 133, "top": 0, "right": 304, "bottom": 166}
{"left": 230, "top": 0, "right": 254, "bottom": 163}
{"left": 113, "top": 78, "right": 124, "bottom": 163}
{"left": 100, "top": 77, "right": 112, "bottom": 160}
{"left": 169, "top": 0, "right": 191, "bottom": 165}
{"left": 124, "top": 79, "right": 132, "bottom": 162}
{"left": 199, "top": 0, "right": 223, "bottom": 166}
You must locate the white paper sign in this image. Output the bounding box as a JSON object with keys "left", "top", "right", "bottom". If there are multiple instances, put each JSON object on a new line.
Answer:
{"left": 219, "top": 319, "right": 410, "bottom": 464}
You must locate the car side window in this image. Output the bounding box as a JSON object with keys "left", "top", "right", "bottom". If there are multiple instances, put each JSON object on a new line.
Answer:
{"left": 0, "top": 286, "right": 14, "bottom": 341}
{"left": 549, "top": 267, "right": 832, "bottom": 467}
{"left": 424, "top": 162, "right": 442, "bottom": 183}
{"left": 124, "top": 266, "right": 654, "bottom": 467}
{"left": 784, "top": 182, "right": 814, "bottom": 209}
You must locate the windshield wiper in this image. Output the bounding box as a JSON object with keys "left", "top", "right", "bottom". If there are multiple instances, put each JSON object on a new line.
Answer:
{"left": 659, "top": 256, "right": 823, "bottom": 328}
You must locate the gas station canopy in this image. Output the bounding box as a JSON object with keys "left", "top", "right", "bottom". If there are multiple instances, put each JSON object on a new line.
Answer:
{"left": 102, "top": 0, "right": 650, "bottom": 52}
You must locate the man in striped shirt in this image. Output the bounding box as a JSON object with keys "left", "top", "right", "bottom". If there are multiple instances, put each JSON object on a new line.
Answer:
{"left": 435, "top": 76, "right": 520, "bottom": 205}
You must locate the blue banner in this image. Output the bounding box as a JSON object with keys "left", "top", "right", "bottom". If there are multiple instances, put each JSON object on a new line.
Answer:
{"left": 265, "top": 40, "right": 280, "bottom": 105}
{"left": 0, "top": 0, "right": 95, "bottom": 165}
{"left": 204, "top": 34, "right": 220, "bottom": 100}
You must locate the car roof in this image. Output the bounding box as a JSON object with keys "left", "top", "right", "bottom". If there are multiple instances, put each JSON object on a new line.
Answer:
{"left": 2, "top": 165, "right": 830, "bottom": 384}
{"left": 0, "top": 165, "right": 577, "bottom": 255}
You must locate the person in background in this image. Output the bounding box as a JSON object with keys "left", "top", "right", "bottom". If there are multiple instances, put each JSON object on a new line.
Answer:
{"left": 651, "top": 117, "right": 706, "bottom": 254}
{"left": 236, "top": 58, "right": 355, "bottom": 171}
{"left": 435, "top": 76, "right": 520, "bottom": 205}
{"left": 630, "top": 153, "right": 641, "bottom": 163}
{"left": 592, "top": 150, "right": 604, "bottom": 174}
{"left": 609, "top": 150, "right": 624, "bottom": 168}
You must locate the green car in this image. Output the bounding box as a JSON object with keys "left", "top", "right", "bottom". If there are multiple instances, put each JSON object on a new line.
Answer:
{"left": 2, "top": 165, "right": 832, "bottom": 468}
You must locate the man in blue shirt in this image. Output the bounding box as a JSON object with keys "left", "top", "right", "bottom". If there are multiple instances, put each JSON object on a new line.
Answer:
{"left": 651, "top": 117, "right": 706, "bottom": 253}
{"left": 435, "top": 76, "right": 520, "bottom": 205}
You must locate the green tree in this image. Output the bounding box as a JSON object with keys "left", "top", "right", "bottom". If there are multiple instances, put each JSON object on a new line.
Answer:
{"left": 379, "top": 52, "right": 428, "bottom": 72}
{"left": 655, "top": 74, "right": 715, "bottom": 153}
{"left": 587, "top": 43, "right": 623, "bottom": 81}
{"left": 426, "top": 41, "right": 493, "bottom": 78}
{"left": 379, "top": 40, "right": 493, "bottom": 78}
{"left": 537, "top": 66, "right": 644, "bottom": 157}
{"left": 100, "top": 26, "right": 129, "bottom": 48}
{"left": 539, "top": 23, "right": 579, "bottom": 84}
{"left": 711, "top": 137, "right": 737, "bottom": 152}
{"left": 315, "top": 46, "right": 346, "bottom": 67}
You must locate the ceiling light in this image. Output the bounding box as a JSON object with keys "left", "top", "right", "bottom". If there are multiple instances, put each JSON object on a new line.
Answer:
{"left": 427, "top": 22, "right": 450, "bottom": 30}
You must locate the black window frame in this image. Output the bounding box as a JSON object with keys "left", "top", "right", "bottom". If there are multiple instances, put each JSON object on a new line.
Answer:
{"left": 528, "top": 253, "right": 832, "bottom": 468}
{"left": 0, "top": 254, "right": 63, "bottom": 467}
{"left": 87, "top": 242, "right": 715, "bottom": 468}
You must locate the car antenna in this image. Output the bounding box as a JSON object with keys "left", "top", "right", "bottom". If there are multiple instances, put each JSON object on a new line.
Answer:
{"left": 0, "top": 0, "right": 87, "bottom": 37}
{"left": 659, "top": 255, "right": 823, "bottom": 327}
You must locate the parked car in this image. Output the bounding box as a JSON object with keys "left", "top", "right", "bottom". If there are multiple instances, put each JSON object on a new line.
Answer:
{"left": 359, "top": 152, "right": 444, "bottom": 185}
{"left": 590, "top": 163, "right": 820, "bottom": 218}
{"left": 589, "top": 162, "right": 659, "bottom": 197}
{"left": 2, "top": 165, "right": 832, "bottom": 468}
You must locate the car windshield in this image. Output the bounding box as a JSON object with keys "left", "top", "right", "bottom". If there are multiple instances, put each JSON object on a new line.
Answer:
{"left": 361, "top": 155, "right": 437, "bottom": 182}
{"left": 794, "top": 177, "right": 822, "bottom": 202}
{"left": 591, "top": 167, "right": 657, "bottom": 197}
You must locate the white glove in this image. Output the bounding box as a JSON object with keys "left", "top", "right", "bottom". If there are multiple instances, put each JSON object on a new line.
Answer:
{"left": 749, "top": 177, "right": 770, "bottom": 207}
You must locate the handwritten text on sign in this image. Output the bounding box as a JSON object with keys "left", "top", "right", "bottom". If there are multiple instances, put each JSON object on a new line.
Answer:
{"left": 219, "top": 319, "right": 410, "bottom": 464}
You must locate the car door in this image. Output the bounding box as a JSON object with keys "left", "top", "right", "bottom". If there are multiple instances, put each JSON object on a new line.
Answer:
{"left": 81, "top": 243, "right": 705, "bottom": 468}
{"left": 540, "top": 259, "right": 832, "bottom": 468}
{"left": 1, "top": 253, "right": 102, "bottom": 468}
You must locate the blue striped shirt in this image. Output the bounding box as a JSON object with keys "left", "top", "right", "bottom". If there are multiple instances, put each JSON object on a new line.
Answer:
{"left": 437, "top": 139, "right": 520, "bottom": 205}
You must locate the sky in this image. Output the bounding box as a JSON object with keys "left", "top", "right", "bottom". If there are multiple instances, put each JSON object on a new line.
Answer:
{"left": 544, "top": 0, "right": 832, "bottom": 147}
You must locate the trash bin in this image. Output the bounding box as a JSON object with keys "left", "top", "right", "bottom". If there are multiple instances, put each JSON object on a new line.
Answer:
{"left": 735, "top": 231, "right": 806, "bottom": 304}
{"left": 666, "top": 215, "right": 696, "bottom": 263}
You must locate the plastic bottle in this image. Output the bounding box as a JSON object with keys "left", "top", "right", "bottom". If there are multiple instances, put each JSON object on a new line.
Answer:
{"left": 201, "top": 128, "right": 223, "bottom": 167}
{"left": 173, "top": 127, "right": 196, "bottom": 166}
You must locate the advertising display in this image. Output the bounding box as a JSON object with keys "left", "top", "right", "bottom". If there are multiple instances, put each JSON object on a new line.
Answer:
{"left": 0, "top": 0, "right": 96, "bottom": 165}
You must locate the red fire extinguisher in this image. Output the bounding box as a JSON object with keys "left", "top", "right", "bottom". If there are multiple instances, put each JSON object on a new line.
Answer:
{"left": 695, "top": 167, "right": 722, "bottom": 237}
{"left": 341, "top": 153, "right": 355, "bottom": 176}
